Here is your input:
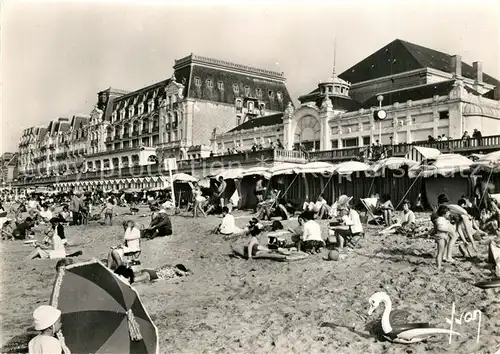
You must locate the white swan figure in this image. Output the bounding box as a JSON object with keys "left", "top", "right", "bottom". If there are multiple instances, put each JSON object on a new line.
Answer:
{"left": 368, "top": 292, "right": 461, "bottom": 344}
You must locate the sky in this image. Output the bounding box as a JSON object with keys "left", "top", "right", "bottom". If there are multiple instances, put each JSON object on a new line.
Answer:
{"left": 1, "top": 0, "right": 499, "bottom": 153}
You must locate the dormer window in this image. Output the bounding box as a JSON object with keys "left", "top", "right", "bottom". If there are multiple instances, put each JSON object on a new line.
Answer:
{"left": 277, "top": 91, "right": 282, "bottom": 100}
{"left": 148, "top": 99, "right": 154, "bottom": 113}
{"left": 248, "top": 101, "right": 254, "bottom": 112}
{"left": 217, "top": 81, "right": 224, "bottom": 90}
{"left": 268, "top": 90, "right": 274, "bottom": 99}
{"left": 128, "top": 106, "right": 135, "bottom": 117}
{"left": 233, "top": 84, "right": 239, "bottom": 93}
{"left": 206, "top": 79, "right": 213, "bottom": 88}
{"left": 256, "top": 88, "right": 262, "bottom": 97}
{"left": 235, "top": 98, "right": 243, "bottom": 109}
{"left": 244, "top": 86, "right": 250, "bottom": 96}
{"left": 120, "top": 109, "right": 125, "bottom": 120}
{"left": 138, "top": 103, "right": 144, "bottom": 115}
{"left": 259, "top": 103, "right": 266, "bottom": 111}
{"left": 194, "top": 77, "right": 201, "bottom": 86}
{"left": 111, "top": 111, "right": 117, "bottom": 123}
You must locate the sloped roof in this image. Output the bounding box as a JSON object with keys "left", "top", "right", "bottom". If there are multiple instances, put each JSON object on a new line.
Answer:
{"left": 339, "top": 39, "right": 499, "bottom": 86}
{"left": 227, "top": 113, "right": 283, "bottom": 133}
{"left": 298, "top": 90, "right": 363, "bottom": 111}
{"left": 361, "top": 80, "right": 469, "bottom": 108}
{"left": 71, "top": 115, "right": 90, "bottom": 130}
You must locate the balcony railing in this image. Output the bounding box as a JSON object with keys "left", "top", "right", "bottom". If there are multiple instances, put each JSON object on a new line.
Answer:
{"left": 308, "top": 135, "right": 500, "bottom": 162}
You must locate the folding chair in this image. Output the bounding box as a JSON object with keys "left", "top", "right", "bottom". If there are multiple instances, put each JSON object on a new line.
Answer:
{"left": 123, "top": 224, "right": 143, "bottom": 266}
{"left": 360, "top": 198, "right": 382, "bottom": 226}
{"left": 343, "top": 227, "right": 365, "bottom": 249}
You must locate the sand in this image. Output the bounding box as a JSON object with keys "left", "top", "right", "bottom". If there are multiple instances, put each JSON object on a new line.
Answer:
{"left": 1, "top": 206, "right": 499, "bottom": 353}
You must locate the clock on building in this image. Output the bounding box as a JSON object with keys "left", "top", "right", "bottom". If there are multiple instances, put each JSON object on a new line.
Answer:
{"left": 374, "top": 109, "right": 387, "bottom": 121}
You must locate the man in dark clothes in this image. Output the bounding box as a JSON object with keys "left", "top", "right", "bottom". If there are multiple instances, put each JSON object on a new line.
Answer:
{"left": 12, "top": 217, "right": 35, "bottom": 240}
{"left": 472, "top": 128, "right": 483, "bottom": 146}
{"left": 144, "top": 209, "right": 173, "bottom": 239}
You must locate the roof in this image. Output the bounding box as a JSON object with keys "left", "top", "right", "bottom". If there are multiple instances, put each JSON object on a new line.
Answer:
{"left": 339, "top": 39, "right": 500, "bottom": 86}
{"left": 186, "top": 64, "right": 292, "bottom": 111}
{"left": 483, "top": 88, "right": 499, "bottom": 100}
{"left": 71, "top": 115, "right": 90, "bottom": 130}
{"left": 361, "top": 80, "right": 479, "bottom": 108}
{"left": 298, "top": 90, "right": 362, "bottom": 111}
{"left": 227, "top": 112, "right": 283, "bottom": 133}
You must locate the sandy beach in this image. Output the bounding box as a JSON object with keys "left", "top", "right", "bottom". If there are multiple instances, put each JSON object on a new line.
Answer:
{"left": 1, "top": 206, "right": 499, "bottom": 353}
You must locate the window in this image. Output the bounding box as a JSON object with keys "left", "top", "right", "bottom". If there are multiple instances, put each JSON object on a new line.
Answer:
{"left": 112, "top": 111, "right": 117, "bottom": 123}
{"left": 327, "top": 86, "right": 333, "bottom": 94}
{"left": 138, "top": 103, "right": 144, "bottom": 115}
{"left": 363, "top": 136, "right": 371, "bottom": 145}
{"left": 277, "top": 91, "right": 282, "bottom": 100}
{"left": 268, "top": 90, "right": 274, "bottom": 99}
{"left": 194, "top": 77, "right": 201, "bottom": 86}
{"left": 206, "top": 79, "right": 213, "bottom": 88}
{"left": 244, "top": 86, "right": 250, "bottom": 96}
{"left": 148, "top": 100, "right": 154, "bottom": 113}
{"left": 235, "top": 98, "right": 243, "bottom": 109}
{"left": 256, "top": 88, "right": 262, "bottom": 97}
{"left": 259, "top": 103, "right": 266, "bottom": 111}
{"left": 233, "top": 84, "right": 239, "bottom": 93}
{"left": 439, "top": 110, "right": 449, "bottom": 119}
{"left": 120, "top": 109, "right": 125, "bottom": 120}
{"left": 217, "top": 81, "right": 224, "bottom": 90}
{"left": 248, "top": 101, "right": 255, "bottom": 112}
{"left": 342, "top": 138, "right": 358, "bottom": 147}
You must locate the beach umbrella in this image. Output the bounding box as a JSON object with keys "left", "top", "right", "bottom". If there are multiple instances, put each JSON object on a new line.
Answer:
{"left": 293, "top": 162, "right": 336, "bottom": 175}
{"left": 241, "top": 166, "right": 271, "bottom": 179}
{"left": 408, "top": 153, "right": 473, "bottom": 178}
{"left": 334, "top": 161, "right": 370, "bottom": 175}
{"left": 471, "top": 150, "right": 500, "bottom": 173}
{"left": 170, "top": 173, "right": 198, "bottom": 183}
{"left": 50, "top": 260, "right": 159, "bottom": 354}
{"left": 368, "top": 157, "right": 418, "bottom": 176}
{"left": 269, "top": 163, "right": 299, "bottom": 176}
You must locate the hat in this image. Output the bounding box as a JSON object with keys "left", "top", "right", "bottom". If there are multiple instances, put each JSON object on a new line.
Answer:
{"left": 33, "top": 305, "right": 61, "bottom": 330}
{"left": 437, "top": 194, "right": 449, "bottom": 204}
{"left": 159, "top": 209, "right": 167, "bottom": 214}
{"left": 337, "top": 195, "right": 353, "bottom": 206}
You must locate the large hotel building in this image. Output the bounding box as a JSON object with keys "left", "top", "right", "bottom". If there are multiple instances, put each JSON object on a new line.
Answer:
{"left": 16, "top": 39, "right": 500, "bottom": 190}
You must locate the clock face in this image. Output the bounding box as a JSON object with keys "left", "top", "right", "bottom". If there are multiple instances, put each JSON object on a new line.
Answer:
{"left": 377, "top": 110, "right": 387, "bottom": 120}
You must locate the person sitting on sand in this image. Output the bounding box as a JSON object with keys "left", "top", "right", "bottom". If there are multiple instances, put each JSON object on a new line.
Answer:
{"left": 12, "top": 217, "right": 36, "bottom": 240}
{"left": 304, "top": 194, "right": 331, "bottom": 220}
{"left": 107, "top": 220, "right": 142, "bottom": 269}
{"left": 1, "top": 218, "right": 15, "bottom": 241}
{"left": 27, "top": 224, "right": 67, "bottom": 260}
{"left": 432, "top": 205, "right": 458, "bottom": 269}
{"left": 144, "top": 209, "right": 173, "bottom": 239}
{"left": 28, "top": 305, "right": 65, "bottom": 354}
{"left": 378, "top": 200, "right": 416, "bottom": 236}
{"left": 297, "top": 212, "right": 325, "bottom": 254}
{"left": 215, "top": 207, "right": 242, "bottom": 235}
{"left": 113, "top": 264, "right": 192, "bottom": 284}
{"left": 38, "top": 204, "right": 53, "bottom": 224}
{"left": 42, "top": 218, "right": 68, "bottom": 246}
{"left": 378, "top": 194, "right": 395, "bottom": 226}
{"left": 58, "top": 205, "right": 71, "bottom": 224}
{"left": 331, "top": 205, "right": 363, "bottom": 252}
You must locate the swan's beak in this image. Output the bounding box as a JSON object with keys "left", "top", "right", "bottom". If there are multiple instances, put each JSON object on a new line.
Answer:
{"left": 368, "top": 305, "right": 375, "bottom": 316}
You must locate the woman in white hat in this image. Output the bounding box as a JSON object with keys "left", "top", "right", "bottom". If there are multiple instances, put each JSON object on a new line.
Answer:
{"left": 28, "top": 305, "right": 63, "bottom": 354}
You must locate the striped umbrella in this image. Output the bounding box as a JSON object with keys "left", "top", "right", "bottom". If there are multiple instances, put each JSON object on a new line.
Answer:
{"left": 51, "top": 260, "right": 159, "bottom": 354}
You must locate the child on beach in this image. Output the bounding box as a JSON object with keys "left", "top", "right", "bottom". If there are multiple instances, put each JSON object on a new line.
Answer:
{"left": 433, "top": 205, "right": 457, "bottom": 269}
{"left": 28, "top": 305, "right": 65, "bottom": 354}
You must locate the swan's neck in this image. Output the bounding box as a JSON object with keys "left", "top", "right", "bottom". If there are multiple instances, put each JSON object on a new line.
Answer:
{"left": 381, "top": 297, "right": 393, "bottom": 333}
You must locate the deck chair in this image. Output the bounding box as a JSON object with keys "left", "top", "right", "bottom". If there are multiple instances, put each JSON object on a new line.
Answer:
{"left": 360, "top": 198, "right": 382, "bottom": 225}
{"left": 123, "top": 224, "right": 143, "bottom": 266}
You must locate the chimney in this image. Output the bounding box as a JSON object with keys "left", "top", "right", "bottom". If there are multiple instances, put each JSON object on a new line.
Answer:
{"left": 450, "top": 55, "right": 462, "bottom": 78}
{"left": 494, "top": 86, "right": 500, "bottom": 101}
{"left": 473, "top": 61, "right": 483, "bottom": 84}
